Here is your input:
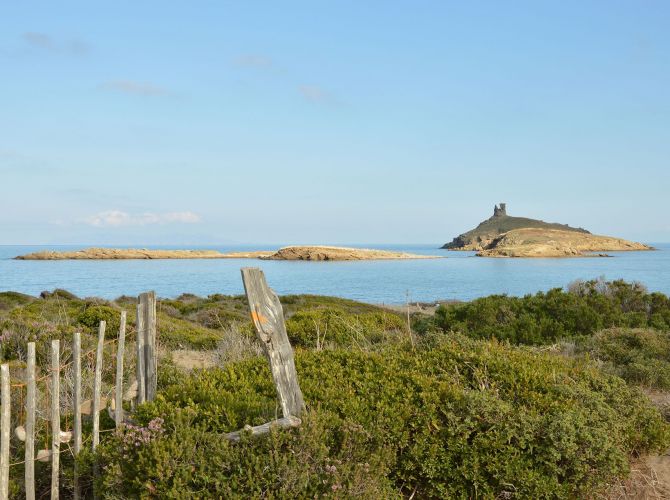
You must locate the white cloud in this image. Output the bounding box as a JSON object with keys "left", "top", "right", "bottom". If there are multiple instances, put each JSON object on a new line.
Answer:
{"left": 100, "top": 80, "right": 168, "bottom": 97}
{"left": 298, "top": 85, "right": 336, "bottom": 104}
{"left": 233, "top": 54, "right": 273, "bottom": 69}
{"left": 84, "top": 210, "right": 201, "bottom": 227}
{"left": 22, "top": 32, "right": 89, "bottom": 55}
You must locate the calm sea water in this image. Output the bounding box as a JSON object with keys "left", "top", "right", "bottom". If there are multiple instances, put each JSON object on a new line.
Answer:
{"left": 1, "top": 244, "right": 669, "bottom": 304}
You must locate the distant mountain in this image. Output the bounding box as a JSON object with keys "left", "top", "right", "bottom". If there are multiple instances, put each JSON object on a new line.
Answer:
{"left": 442, "top": 203, "right": 590, "bottom": 250}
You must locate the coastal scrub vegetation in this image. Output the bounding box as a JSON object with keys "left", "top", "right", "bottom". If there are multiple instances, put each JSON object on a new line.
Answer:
{"left": 1, "top": 279, "right": 670, "bottom": 497}
{"left": 91, "top": 336, "right": 668, "bottom": 498}
{"left": 420, "top": 278, "right": 670, "bottom": 344}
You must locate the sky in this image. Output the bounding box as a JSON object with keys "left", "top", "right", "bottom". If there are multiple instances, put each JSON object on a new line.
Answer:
{"left": 1, "top": 1, "right": 669, "bottom": 245}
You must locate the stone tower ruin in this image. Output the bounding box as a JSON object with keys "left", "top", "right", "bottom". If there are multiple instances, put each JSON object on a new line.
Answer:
{"left": 493, "top": 203, "right": 507, "bottom": 217}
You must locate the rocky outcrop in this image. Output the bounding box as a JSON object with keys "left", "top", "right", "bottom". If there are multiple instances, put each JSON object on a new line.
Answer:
{"left": 15, "top": 248, "right": 274, "bottom": 260}
{"left": 443, "top": 203, "right": 589, "bottom": 251}
{"left": 261, "top": 246, "right": 440, "bottom": 261}
{"left": 16, "top": 246, "right": 441, "bottom": 261}
{"left": 475, "top": 228, "right": 652, "bottom": 258}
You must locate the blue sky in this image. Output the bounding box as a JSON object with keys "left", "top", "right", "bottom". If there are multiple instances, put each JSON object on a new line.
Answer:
{"left": 1, "top": 1, "right": 669, "bottom": 245}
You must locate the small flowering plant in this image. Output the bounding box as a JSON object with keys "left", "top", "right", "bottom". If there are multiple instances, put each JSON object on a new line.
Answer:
{"left": 120, "top": 417, "right": 165, "bottom": 452}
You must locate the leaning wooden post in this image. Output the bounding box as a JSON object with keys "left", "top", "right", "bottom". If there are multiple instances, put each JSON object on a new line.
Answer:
{"left": 135, "top": 303, "right": 146, "bottom": 405}
{"left": 115, "top": 311, "right": 127, "bottom": 427}
{"left": 0, "top": 364, "right": 10, "bottom": 500}
{"left": 92, "top": 321, "right": 106, "bottom": 450}
{"left": 25, "top": 342, "right": 36, "bottom": 500}
{"left": 140, "top": 292, "right": 157, "bottom": 402}
{"left": 241, "top": 268, "right": 305, "bottom": 417}
{"left": 73, "top": 332, "right": 82, "bottom": 500}
{"left": 51, "top": 339, "right": 60, "bottom": 499}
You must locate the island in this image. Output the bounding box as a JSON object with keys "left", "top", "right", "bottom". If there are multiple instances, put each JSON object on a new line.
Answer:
{"left": 15, "top": 246, "right": 442, "bottom": 261}
{"left": 443, "top": 203, "right": 652, "bottom": 258}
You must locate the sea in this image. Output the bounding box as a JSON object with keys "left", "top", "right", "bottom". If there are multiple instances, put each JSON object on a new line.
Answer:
{"left": 1, "top": 244, "right": 669, "bottom": 305}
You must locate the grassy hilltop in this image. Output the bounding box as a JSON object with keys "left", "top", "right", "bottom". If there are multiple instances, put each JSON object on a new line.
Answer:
{"left": 1, "top": 280, "right": 670, "bottom": 497}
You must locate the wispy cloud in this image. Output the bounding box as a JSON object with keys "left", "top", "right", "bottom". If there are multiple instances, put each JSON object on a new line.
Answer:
{"left": 298, "top": 85, "right": 336, "bottom": 104}
{"left": 22, "top": 32, "right": 89, "bottom": 55}
{"left": 233, "top": 54, "right": 273, "bottom": 69}
{"left": 100, "top": 80, "right": 169, "bottom": 97}
{"left": 83, "top": 210, "right": 201, "bottom": 227}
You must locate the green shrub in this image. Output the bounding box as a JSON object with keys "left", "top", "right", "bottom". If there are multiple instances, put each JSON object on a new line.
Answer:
{"left": 286, "top": 309, "right": 406, "bottom": 348}
{"left": 77, "top": 304, "right": 122, "bottom": 337}
{"left": 578, "top": 328, "right": 670, "bottom": 389}
{"left": 427, "top": 279, "right": 670, "bottom": 345}
{"left": 93, "top": 336, "right": 669, "bottom": 498}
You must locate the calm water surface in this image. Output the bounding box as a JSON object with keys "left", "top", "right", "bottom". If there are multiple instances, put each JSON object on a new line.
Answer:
{"left": 1, "top": 244, "right": 669, "bottom": 304}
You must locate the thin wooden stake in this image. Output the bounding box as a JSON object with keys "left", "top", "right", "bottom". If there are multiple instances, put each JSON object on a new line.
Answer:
{"left": 0, "top": 364, "right": 10, "bottom": 500}
{"left": 241, "top": 268, "right": 305, "bottom": 417}
{"left": 92, "top": 321, "right": 106, "bottom": 450}
{"left": 25, "top": 342, "right": 36, "bottom": 500}
{"left": 115, "top": 311, "right": 127, "bottom": 427}
{"left": 51, "top": 339, "right": 60, "bottom": 499}
{"left": 73, "top": 332, "right": 82, "bottom": 500}
{"left": 136, "top": 304, "right": 145, "bottom": 405}
{"left": 140, "top": 292, "right": 157, "bottom": 402}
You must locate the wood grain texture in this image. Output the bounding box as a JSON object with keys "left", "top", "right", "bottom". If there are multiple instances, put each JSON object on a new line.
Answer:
{"left": 92, "top": 321, "right": 106, "bottom": 450}
{"left": 73, "top": 332, "right": 82, "bottom": 500}
{"left": 140, "top": 292, "right": 157, "bottom": 402}
{"left": 51, "top": 340, "right": 60, "bottom": 499}
{"left": 0, "top": 364, "right": 9, "bottom": 500}
{"left": 136, "top": 303, "right": 145, "bottom": 405}
{"left": 25, "top": 343, "right": 36, "bottom": 500}
{"left": 241, "top": 268, "right": 305, "bottom": 417}
{"left": 115, "top": 311, "right": 127, "bottom": 427}
{"left": 223, "top": 416, "right": 301, "bottom": 442}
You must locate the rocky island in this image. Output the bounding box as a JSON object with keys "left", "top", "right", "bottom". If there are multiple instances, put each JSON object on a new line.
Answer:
{"left": 15, "top": 246, "right": 441, "bottom": 261}
{"left": 444, "top": 204, "right": 652, "bottom": 257}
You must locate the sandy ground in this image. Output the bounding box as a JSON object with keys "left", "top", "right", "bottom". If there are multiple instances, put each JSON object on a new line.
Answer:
{"left": 171, "top": 349, "right": 218, "bottom": 370}
{"left": 261, "top": 245, "right": 442, "bottom": 261}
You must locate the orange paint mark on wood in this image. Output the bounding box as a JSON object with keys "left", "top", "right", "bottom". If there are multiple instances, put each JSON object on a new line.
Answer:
{"left": 251, "top": 310, "right": 269, "bottom": 325}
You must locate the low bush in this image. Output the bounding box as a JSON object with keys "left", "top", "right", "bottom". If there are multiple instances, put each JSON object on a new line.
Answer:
{"left": 578, "top": 328, "right": 670, "bottom": 389}
{"left": 92, "top": 336, "right": 669, "bottom": 498}
{"left": 426, "top": 279, "right": 670, "bottom": 345}
{"left": 286, "top": 308, "right": 406, "bottom": 349}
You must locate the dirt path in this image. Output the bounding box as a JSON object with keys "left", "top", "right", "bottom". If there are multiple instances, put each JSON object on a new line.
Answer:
{"left": 171, "top": 349, "right": 218, "bottom": 370}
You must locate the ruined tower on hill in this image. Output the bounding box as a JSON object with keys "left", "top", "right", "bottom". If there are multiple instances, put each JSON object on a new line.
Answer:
{"left": 493, "top": 203, "right": 507, "bottom": 217}
{"left": 442, "top": 203, "right": 589, "bottom": 250}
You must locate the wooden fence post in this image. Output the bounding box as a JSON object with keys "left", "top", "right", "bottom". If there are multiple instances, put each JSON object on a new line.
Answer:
{"left": 139, "top": 292, "right": 157, "bottom": 402}
{"left": 241, "top": 268, "right": 305, "bottom": 417}
{"left": 25, "top": 342, "right": 36, "bottom": 500}
{"left": 136, "top": 304, "right": 146, "bottom": 405}
{"left": 51, "top": 339, "right": 60, "bottom": 499}
{"left": 0, "top": 364, "right": 9, "bottom": 500}
{"left": 115, "top": 311, "right": 127, "bottom": 427}
{"left": 73, "top": 332, "right": 82, "bottom": 500}
{"left": 92, "top": 321, "right": 106, "bottom": 450}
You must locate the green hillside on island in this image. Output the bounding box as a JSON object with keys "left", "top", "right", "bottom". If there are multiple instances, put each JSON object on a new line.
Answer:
{"left": 443, "top": 203, "right": 589, "bottom": 250}
{"left": 444, "top": 204, "right": 651, "bottom": 257}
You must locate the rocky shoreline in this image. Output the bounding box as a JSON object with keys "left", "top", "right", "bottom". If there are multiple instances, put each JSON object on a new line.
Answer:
{"left": 15, "top": 246, "right": 442, "bottom": 261}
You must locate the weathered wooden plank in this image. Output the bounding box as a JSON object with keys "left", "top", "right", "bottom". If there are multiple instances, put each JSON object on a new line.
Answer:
{"left": 115, "top": 311, "right": 127, "bottom": 427}
{"left": 224, "top": 416, "right": 301, "bottom": 442}
{"left": 140, "top": 292, "right": 157, "bottom": 402}
{"left": 92, "top": 321, "right": 106, "bottom": 450}
{"left": 72, "top": 332, "right": 82, "bottom": 500}
{"left": 51, "top": 339, "right": 60, "bottom": 499}
{"left": 241, "top": 268, "right": 305, "bottom": 417}
{"left": 0, "top": 364, "right": 9, "bottom": 500}
{"left": 25, "top": 342, "right": 36, "bottom": 500}
{"left": 136, "top": 303, "right": 146, "bottom": 405}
